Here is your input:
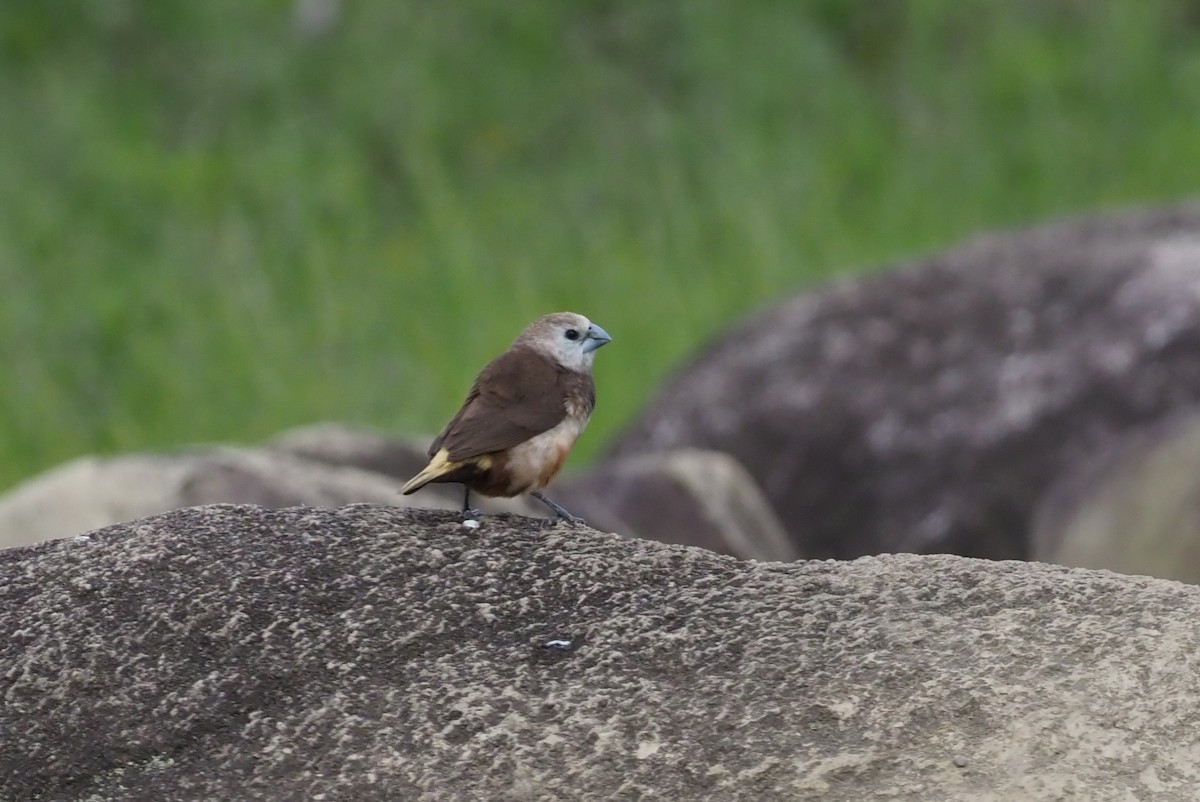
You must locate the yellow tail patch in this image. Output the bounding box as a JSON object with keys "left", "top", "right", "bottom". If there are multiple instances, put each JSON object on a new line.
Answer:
{"left": 400, "top": 448, "right": 457, "bottom": 495}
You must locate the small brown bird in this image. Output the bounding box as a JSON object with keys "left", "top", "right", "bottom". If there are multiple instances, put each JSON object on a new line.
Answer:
{"left": 400, "top": 312, "right": 612, "bottom": 523}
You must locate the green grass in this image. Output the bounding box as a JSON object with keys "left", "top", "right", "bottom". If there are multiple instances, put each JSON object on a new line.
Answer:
{"left": 3, "top": 1, "right": 1200, "bottom": 490}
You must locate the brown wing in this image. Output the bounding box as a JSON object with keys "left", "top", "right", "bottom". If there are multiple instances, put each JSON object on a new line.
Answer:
{"left": 429, "top": 346, "right": 568, "bottom": 462}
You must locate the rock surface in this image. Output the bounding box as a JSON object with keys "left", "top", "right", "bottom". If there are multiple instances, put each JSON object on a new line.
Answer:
{"left": 606, "top": 202, "right": 1200, "bottom": 560}
{"left": 0, "top": 428, "right": 786, "bottom": 561}
{"left": 553, "top": 448, "right": 798, "bottom": 562}
{"left": 266, "top": 422, "right": 435, "bottom": 481}
{"left": 4, "top": 504, "right": 1200, "bottom": 801}
{"left": 0, "top": 446, "right": 529, "bottom": 550}
{"left": 271, "top": 426, "right": 795, "bottom": 560}
{"left": 1032, "top": 409, "right": 1200, "bottom": 583}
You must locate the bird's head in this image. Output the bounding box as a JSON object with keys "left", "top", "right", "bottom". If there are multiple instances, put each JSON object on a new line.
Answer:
{"left": 516, "top": 311, "right": 612, "bottom": 373}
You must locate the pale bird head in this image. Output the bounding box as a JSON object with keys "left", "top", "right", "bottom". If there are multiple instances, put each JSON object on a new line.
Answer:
{"left": 516, "top": 312, "right": 612, "bottom": 373}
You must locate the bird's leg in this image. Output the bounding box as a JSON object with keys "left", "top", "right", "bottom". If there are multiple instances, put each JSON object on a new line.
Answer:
{"left": 530, "top": 491, "right": 584, "bottom": 525}
{"left": 462, "top": 486, "right": 481, "bottom": 520}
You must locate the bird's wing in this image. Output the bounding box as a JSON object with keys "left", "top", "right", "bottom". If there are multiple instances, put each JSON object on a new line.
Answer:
{"left": 430, "top": 346, "right": 568, "bottom": 462}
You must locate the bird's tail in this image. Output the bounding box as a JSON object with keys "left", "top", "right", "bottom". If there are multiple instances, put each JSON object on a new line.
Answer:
{"left": 400, "top": 448, "right": 457, "bottom": 495}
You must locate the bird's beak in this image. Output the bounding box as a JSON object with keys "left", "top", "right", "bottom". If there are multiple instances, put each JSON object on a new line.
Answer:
{"left": 582, "top": 323, "right": 612, "bottom": 353}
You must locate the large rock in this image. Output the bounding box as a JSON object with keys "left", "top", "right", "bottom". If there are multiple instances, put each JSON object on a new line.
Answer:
{"left": 0, "top": 425, "right": 787, "bottom": 561}
{"left": 266, "top": 422, "right": 434, "bottom": 481}
{"left": 269, "top": 424, "right": 793, "bottom": 561}
{"left": 0, "top": 446, "right": 530, "bottom": 549}
{"left": 606, "top": 202, "right": 1200, "bottom": 560}
{"left": 553, "top": 448, "right": 799, "bottom": 562}
{"left": 3, "top": 504, "right": 1200, "bottom": 801}
{"left": 1031, "top": 408, "right": 1200, "bottom": 583}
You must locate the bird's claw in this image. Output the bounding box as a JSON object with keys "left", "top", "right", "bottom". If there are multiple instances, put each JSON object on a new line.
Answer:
{"left": 462, "top": 508, "right": 482, "bottom": 521}
{"left": 540, "top": 513, "right": 585, "bottom": 528}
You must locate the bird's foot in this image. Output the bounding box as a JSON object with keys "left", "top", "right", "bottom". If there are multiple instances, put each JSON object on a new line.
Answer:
{"left": 460, "top": 487, "right": 481, "bottom": 523}
{"left": 540, "top": 512, "right": 585, "bottom": 528}
{"left": 530, "top": 491, "right": 584, "bottom": 526}
{"left": 462, "top": 508, "right": 482, "bottom": 530}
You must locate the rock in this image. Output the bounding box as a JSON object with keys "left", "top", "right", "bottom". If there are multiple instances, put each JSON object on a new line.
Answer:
{"left": 0, "top": 446, "right": 529, "bottom": 549}
{"left": 3, "top": 504, "right": 1200, "bottom": 800}
{"left": 0, "top": 423, "right": 788, "bottom": 558}
{"left": 1031, "top": 409, "right": 1200, "bottom": 583}
{"left": 265, "top": 420, "right": 504, "bottom": 513}
{"left": 266, "top": 422, "right": 433, "bottom": 480}
{"left": 266, "top": 422, "right": 540, "bottom": 519}
{"left": 553, "top": 448, "right": 799, "bottom": 562}
{"left": 269, "top": 424, "right": 789, "bottom": 560}
{"left": 606, "top": 201, "right": 1200, "bottom": 560}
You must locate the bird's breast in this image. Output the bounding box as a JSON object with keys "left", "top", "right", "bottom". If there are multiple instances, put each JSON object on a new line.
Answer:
{"left": 565, "top": 394, "right": 592, "bottom": 430}
{"left": 503, "top": 415, "right": 584, "bottom": 494}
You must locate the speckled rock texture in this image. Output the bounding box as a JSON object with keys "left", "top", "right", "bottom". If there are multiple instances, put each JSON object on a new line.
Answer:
{"left": 4, "top": 504, "right": 1200, "bottom": 801}
{"left": 606, "top": 201, "right": 1200, "bottom": 561}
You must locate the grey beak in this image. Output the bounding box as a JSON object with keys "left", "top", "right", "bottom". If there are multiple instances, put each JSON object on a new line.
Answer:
{"left": 582, "top": 323, "right": 612, "bottom": 353}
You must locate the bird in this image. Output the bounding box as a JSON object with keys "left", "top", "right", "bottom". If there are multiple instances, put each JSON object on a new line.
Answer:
{"left": 400, "top": 311, "right": 612, "bottom": 524}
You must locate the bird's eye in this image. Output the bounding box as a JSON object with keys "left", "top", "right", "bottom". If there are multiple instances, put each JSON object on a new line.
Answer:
{"left": 565, "top": 329, "right": 580, "bottom": 341}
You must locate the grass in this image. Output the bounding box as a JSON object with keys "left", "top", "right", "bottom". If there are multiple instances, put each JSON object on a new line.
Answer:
{"left": 2, "top": 0, "right": 1200, "bottom": 490}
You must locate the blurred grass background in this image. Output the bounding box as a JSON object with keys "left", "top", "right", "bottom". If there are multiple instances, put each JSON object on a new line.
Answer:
{"left": 2, "top": 0, "right": 1200, "bottom": 491}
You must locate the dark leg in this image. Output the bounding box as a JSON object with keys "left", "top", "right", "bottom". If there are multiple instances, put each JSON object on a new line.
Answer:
{"left": 531, "top": 490, "right": 584, "bottom": 525}
{"left": 462, "top": 486, "right": 481, "bottom": 520}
